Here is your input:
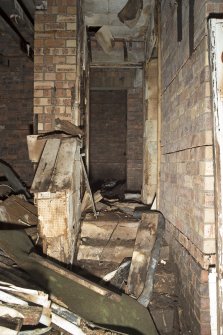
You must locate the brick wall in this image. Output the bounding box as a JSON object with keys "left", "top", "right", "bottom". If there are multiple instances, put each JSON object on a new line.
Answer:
{"left": 159, "top": 0, "right": 223, "bottom": 333}
{"left": 127, "top": 87, "right": 143, "bottom": 191}
{"left": 165, "top": 221, "right": 211, "bottom": 335}
{"left": 89, "top": 90, "right": 127, "bottom": 184}
{"left": 34, "top": 0, "right": 77, "bottom": 132}
{"left": 90, "top": 68, "right": 143, "bottom": 191}
{"left": 0, "top": 55, "right": 34, "bottom": 186}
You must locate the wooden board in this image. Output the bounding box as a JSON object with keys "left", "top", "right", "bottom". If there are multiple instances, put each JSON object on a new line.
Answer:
{"left": 55, "top": 118, "right": 84, "bottom": 137}
{"left": 50, "top": 138, "right": 78, "bottom": 192}
{"left": 26, "top": 135, "right": 46, "bottom": 163}
{"left": 80, "top": 213, "right": 139, "bottom": 241}
{"left": 77, "top": 212, "right": 139, "bottom": 263}
{"left": 31, "top": 139, "right": 61, "bottom": 192}
{"left": 30, "top": 253, "right": 121, "bottom": 302}
{"left": 77, "top": 245, "right": 135, "bottom": 263}
{"left": 2, "top": 304, "right": 42, "bottom": 325}
{"left": 127, "top": 212, "right": 159, "bottom": 298}
{"left": 0, "top": 195, "right": 38, "bottom": 226}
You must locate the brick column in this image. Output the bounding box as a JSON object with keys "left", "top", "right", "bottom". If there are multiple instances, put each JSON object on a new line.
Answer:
{"left": 34, "top": 0, "right": 77, "bottom": 133}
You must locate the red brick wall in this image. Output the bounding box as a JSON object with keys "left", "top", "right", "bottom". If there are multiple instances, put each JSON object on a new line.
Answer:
{"left": 0, "top": 56, "right": 34, "bottom": 186}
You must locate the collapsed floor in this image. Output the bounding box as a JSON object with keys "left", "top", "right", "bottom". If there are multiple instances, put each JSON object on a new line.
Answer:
{"left": 0, "top": 162, "right": 194, "bottom": 335}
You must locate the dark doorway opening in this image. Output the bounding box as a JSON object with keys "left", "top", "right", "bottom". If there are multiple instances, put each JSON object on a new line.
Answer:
{"left": 89, "top": 90, "right": 127, "bottom": 187}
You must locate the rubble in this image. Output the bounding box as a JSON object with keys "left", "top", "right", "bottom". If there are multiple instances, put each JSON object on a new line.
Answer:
{"left": 0, "top": 129, "right": 178, "bottom": 335}
{"left": 0, "top": 230, "right": 159, "bottom": 335}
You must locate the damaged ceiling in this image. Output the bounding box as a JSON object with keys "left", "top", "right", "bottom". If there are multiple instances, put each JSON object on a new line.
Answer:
{"left": 0, "top": 0, "right": 46, "bottom": 58}
{"left": 83, "top": 0, "right": 153, "bottom": 40}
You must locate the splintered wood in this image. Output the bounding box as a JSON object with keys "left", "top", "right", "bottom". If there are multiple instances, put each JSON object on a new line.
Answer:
{"left": 77, "top": 212, "right": 139, "bottom": 263}
{"left": 0, "top": 280, "right": 85, "bottom": 335}
{"left": 31, "top": 138, "right": 81, "bottom": 264}
{"left": 127, "top": 212, "right": 159, "bottom": 298}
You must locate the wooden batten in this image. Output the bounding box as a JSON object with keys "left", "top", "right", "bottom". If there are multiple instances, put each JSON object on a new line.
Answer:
{"left": 31, "top": 138, "right": 82, "bottom": 264}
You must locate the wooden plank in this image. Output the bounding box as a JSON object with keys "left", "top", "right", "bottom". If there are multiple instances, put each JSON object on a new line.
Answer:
{"left": 26, "top": 135, "right": 46, "bottom": 163}
{"left": 30, "top": 253, "right": 121, "bottom": 302}
{"left": 77, "top": 245, "right": 135, "bottom": 263}
{"left": 80, "top": 218, "right": 139, "bottom": 241}
{"left": 0, "top": 290, "right": 28, "bottom": 306}
{"left": 138, "top": 213, "right": 165, "bottom": 307}
{"left": 50, "top": 138, "right": 77, "bottom": 192}
{"left": 2, "top": 304, "right": 42, "bottom": 326}
{"left": 0, "top": 161, "right": 30, "bottom": 199}
{"left": 55, "top": 118, "right": 84, "bottom": 137}
{"left": 0, "top": 195, "right": 38, "bottom": 226}
{"left": 31, "top": 139, "right": 61, "bottom": 192}
{"left": 78, "top": 213, "right": 139, "bottom": 262}
{"left": 19, "top": 327, "right": 52, "bottom": 334}
{"left": 0, "top": 319, "right": 22, "bottom": 335}
{"left": 51, "top": 303, "right": 81, "bottom": 326}
{"left": 0, "top": 283, "right": 50, "bottom": 308}
{"left": 127, "top": 212, "right": 159, "bottom": 298}
{"left": 52, "top": 313, "right": 85, "bottom": 335}
{"left": 81, "top": 190, "right": 102, "bottom": 213}
{"left": 99, "top": 223, "right": 137, "bottom": 262}
{"left": 81, "top": 156, "right": 97, "bottom": 217}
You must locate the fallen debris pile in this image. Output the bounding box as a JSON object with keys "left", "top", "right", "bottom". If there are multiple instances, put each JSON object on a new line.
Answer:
{"left": 0, "top": 230, "right": 159, "bottom": 335}
{"left": 0, "top": 119, "right": 180, "bottom": 334}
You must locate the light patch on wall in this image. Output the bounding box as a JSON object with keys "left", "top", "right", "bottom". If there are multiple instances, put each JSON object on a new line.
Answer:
{"left": 95, "top": 25, "right": 114, "bottom": 53}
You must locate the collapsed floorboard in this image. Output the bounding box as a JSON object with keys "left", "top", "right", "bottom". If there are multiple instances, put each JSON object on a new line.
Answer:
{"left": 77, "top": 212, "right": 139, "bottom": 263}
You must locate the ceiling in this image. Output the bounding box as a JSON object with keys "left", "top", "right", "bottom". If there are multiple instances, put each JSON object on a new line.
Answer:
{"left": 83, "top": 0, "right": 152, "bottom": 40}
{"left": 0, "top": 0, "right": 40, "bottom": 57}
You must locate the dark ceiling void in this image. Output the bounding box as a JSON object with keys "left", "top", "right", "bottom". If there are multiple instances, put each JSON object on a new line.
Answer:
{"left": 118, "top": 0, "right": 143, "bottom": 28}
{"left": 87, "top": 26, "right": 102, "bottom": 35}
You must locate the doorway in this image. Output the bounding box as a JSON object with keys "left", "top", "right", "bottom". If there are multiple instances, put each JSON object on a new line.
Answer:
{"left": 89, "top": 90, "right": 127, "bottom": 187}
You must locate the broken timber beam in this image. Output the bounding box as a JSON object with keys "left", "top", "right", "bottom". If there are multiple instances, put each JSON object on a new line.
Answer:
{"left": 127, "top": 212, "right": 160, "bottom": 298}
{"left": 138, "top": 212, "right": 165, "bottom": 307}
